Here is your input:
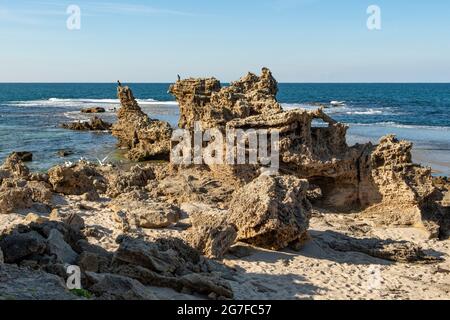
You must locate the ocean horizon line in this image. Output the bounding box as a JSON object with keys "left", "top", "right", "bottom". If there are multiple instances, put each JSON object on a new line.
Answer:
{"left": 1, "top": 82, "right": 450, "bottom": 85}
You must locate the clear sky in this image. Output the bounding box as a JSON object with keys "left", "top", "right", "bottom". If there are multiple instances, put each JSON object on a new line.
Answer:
{"left": 1, "top": 0, "right": 449, "bottom": 82}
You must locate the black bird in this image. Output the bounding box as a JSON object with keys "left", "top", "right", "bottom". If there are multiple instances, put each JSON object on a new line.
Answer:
{"left": 177, "top": 74, "right": 181, "bottom": 81}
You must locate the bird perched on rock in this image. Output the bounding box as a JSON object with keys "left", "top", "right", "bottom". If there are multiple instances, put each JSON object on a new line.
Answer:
{"left": 177, "top": 74, "right": 181, "bottom": 81}
{"left": 117, "top": 80, "right": 122, "bottom": 87}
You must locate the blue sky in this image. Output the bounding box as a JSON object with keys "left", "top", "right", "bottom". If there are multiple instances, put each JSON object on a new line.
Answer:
{"left": 0, "top": 0, "right": 449, "bottom": 82}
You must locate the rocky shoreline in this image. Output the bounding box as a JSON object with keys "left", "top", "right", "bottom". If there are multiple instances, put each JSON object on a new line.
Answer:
{"left": 1, "top": 68, "right": 449, "bottom": 300}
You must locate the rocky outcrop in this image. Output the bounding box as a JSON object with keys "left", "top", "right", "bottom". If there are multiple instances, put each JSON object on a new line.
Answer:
{"left": 227, "top": 108, "right": 367, "bottom": 209}
{"left": 111, "top": 85, "right": 172, "bottom": 161}
{"left": 322, "top": 231, "right": 442, "bottom": 264}
{"left": 169, "top": 67, "right": 282, "bottom": 129}
{"left": 113, "top": 236, "right": 233, "bottom": 299}
{"left": 0, "top": 155, "right": 53, "bottom": 214}
{"left": 0, "top": 152, "right": 30, "bottom": 179}
{"left": 357, "top": 135, "right": 448, "bottom": 236}
{"left": 86, "top": 272, "right": 157, "bottom": 300}
{"left": 0, "top": 264, "right": 77, "bottom": 300}
{"left": 227, "top": 174, "right": 311, "bottom": 250}
{"left": 48, "top": 161, "right": 107, "bottom": 196}
{"left": 9, "top": 151, "right": 33, "bottom": 162}
{"left": 61, "top": 116, "right": 112, "bottom": 131}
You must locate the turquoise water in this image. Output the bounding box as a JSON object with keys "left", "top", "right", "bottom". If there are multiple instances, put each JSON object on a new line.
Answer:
{"left": 0, "top": 83, "right": 449, "bottom": 174}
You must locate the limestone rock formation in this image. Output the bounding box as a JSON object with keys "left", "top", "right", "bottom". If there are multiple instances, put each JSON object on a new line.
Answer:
{"left": 106, "top": 164, "right": 155, "bottom": 198}
{"left": 61, "top": 116, "right": 112, "bottom": 131}
{"left": 9, "top": 151, "right": 33, "bottom": 162}
{"left": 227, "top": 108, "right": 367, "bottom": 209}
{"left": 0, "top": 152, "right": 30, "bottom": 179}
{"left": 184, "top": 203, "right": 237, "bottom": 259}
{"left": 48, "top": 161, "right": 107, "bottom": 196}
{"left": 110, "top": 196, "right": 181, "bottom": 229}
{"left": 227, "top": 174, "right": 312, "bottom": 250}
{"left": 358, "top": 135, "right": 445, "bottom": 234}
{"left": 111, "top": 85, "right": 172, "bottom": 161}
{"left": 169, "top": 67, "right": 282, "bottom": 129}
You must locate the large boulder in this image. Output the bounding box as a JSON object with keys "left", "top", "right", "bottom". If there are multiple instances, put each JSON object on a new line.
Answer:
{"left": 46, "top": 229, "right": 78, "bottom": 265}
{"left": 107, "top": 164, "right": 155, "bottom": 197}
{"left": 0, "top": 179, "right": 33, "bottom": 214}
{"left": 0, "top": 231, "right": 46, "bottom": 263}
{"left": 227, "top": 174, "right": 312, "bottom": 250}
{"left": 48, "top": 161, "right": 107, "bottom": 196}
{"left": 184, "top": 203, "right": 237, "bottom": 259}
{"left": 111, "top": 85, "right": 172, "bottom": 161}
{"left": 110, "top": 197, "right": 181, "bottom": 229}
{"left": 169, "top": 67, "right": 282, "bottom": 129}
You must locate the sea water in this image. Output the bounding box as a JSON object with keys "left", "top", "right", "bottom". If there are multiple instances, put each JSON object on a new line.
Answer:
{"left": 0, "top": 83, "right": 448, "bottom": 175}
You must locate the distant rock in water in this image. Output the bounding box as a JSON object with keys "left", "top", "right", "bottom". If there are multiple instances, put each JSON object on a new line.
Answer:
{"left": 61, "top": 116, "right": 112, "bottom": 131}
{"left": 111, "top": 84, "right": 172, "bottom": 161}
{"left": 81, "top": 107, "right": 106, "bottom": 114}
{"left": 56, "top": 149, "right": 74, "bottom": 157}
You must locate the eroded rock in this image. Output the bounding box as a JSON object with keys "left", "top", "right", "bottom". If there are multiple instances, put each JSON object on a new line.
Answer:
{"left": 48, "top": 161, "right": 107, "bottom": 196}
{"left": 61, "top": 116, "right": 112, "bottom": 131}
{"left": 86, "top": 272, "right": 157, "bottom": 300}
{"left": 111, "top": 84, "right": 172, "bottom": 161}
{"left": 227, "top": 174, "right": 311, "bottom": 250}
{"left": 169, "top": 67, "right": 282, "bottom": 129}
{"left": 184, "top": 204, "right": 237, "bottom": 259}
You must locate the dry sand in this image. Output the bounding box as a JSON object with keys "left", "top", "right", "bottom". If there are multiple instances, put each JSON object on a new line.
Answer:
{"left": 2, "top": 194, "right": 449, "bottom": 301}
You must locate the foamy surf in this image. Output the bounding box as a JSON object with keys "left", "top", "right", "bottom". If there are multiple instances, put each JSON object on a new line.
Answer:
{"left": 6, "top": 98, "right": 179, "bottom": 108}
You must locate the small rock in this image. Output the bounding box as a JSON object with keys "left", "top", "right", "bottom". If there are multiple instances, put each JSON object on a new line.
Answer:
{"left": 57, "top": 150, "right": 74, "bottom": 157}
{"left": 24, "top": 213, "right": 48, "bottom": 224}
{"left": 81, "top": 107, "right": 106, "bottom": 114}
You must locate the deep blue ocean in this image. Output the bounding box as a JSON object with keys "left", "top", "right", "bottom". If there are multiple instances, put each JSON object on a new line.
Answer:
{"left": 0, "top": 83, "right": 449, "bottom": 175}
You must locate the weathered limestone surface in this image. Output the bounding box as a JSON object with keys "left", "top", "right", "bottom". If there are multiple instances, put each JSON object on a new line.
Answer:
{"left": 169, "top": 67, "right": 282, "bottom": 129}
{"left": 227, "top": 174, "right": 312, "bottom": 250}
{"left": 48, "top": 161, "right": 107, "bottom": 196}
{"left": 111, "top": 85, "right": 173, "bottom": 161}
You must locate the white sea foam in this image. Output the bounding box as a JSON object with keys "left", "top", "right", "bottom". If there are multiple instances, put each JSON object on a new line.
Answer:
{"left": 345, "top": 109, "right": 383, "bottom": 115}
{"left": 6, "top": 98, "right": 178, "bottom": 108}
{"left": 349, "top": 122, "right": 450, "bottom": 131}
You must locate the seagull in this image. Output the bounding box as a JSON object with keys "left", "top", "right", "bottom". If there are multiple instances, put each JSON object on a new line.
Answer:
{"left": 117, "top": 80, "right": 122, "bottom": 87}
{"left": 95, "top": 151, "right": 114, "bottom": 166}
{"left": 64, "top": 161, "right": 74, "bottom": 168}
